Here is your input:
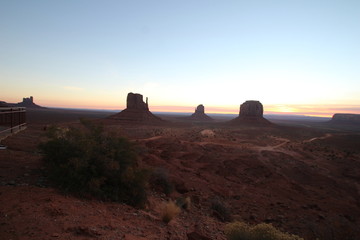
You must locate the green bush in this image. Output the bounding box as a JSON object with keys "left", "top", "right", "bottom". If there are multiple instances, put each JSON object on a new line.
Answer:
{"left": 39, "top": 119, "right": 148, "bottom": 208}
{"left": 225, "top": 221, "right": 304, "bottom": 240}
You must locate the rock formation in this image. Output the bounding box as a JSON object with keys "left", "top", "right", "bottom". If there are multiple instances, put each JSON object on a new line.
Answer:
{"left": 229, "top": 100, "right": 271, "bottom": 125}
{"left": 126, "top": 93, "right": 149, "bottom": 110}
{"left": 0, "top": 101, "right": 9, "bottom": 107}
{"left": 16, "top": 96, "right": 43, "bottom": 108}
{"left": 239, "top": 100, "right": 263, "bottom": 117}
{"left": 330, "top": 113, "right": 360, "bottom": 125}
{"left": 188, "top": 104, "right": 213, "bottom": 121}
{"left": 0, "top": 96, "right": 44, "bottom": 108}
{"left": 109, "top": 92, "right": 163, "bottom": 123}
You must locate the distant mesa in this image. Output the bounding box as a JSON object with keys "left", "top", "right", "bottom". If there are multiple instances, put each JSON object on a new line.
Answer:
{"left": 329, "top": 113, "right": 360, "bottom": 125}
{"left": 109, "top": 92, "right": 163, "bottom": 123}
{"left": 0, "top": 101, "right": 9, "bottom": 107}
{"left": 188, "top": 104, "right": 213, "bottom": 122}
{"left": 0, "top": 96, "right": 44, "bottom": 109}
{"left": 16, "top": 96, "right": 44, "bottom": 108}
{"left": 229, "top": 100, "right": 271, "bottom": 125}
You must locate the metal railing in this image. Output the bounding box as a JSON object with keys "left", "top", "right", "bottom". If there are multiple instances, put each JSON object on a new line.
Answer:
{"left": 0, "top": 107, "right": 27, "bottom": 139}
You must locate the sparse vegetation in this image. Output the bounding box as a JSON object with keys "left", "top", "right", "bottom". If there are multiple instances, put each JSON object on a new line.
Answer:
{"left": 225, "top": 221, "right": 304, "bottom": 240}
{"left": 150, "top": 168, "right": 174, "bottom": 195}
{"left": 210, "top": 197, "right": 232, "bottom": 222}
{"left": 161, "top": 200, "right": 181, "bottom": 223}
{"left": 39, "top": 119, "right": 149, "bottom": 208}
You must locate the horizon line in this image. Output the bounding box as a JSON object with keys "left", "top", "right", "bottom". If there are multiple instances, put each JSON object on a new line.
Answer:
{"left": 35, "top": 105, "right": 341, "bottom": 118}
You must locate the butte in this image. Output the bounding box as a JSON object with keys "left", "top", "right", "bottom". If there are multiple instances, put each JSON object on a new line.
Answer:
{"left": 229, "top": 100, "right": 272, "bottom": 125}
{"left": 109, "top": 92, "right": 164, "bottom": 124}
{"left": 188, "top": 104, "right": 213, "bottom": 122}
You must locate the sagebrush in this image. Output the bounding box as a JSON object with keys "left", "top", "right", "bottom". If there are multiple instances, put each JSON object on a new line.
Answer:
{"left": 225, "top": 221, "right": 304, "bottom": 240}
{"left": 39, "top": 119, "right": 148, "bottom": 208}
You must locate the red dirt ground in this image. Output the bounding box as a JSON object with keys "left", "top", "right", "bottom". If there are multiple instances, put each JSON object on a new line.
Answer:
{"left": 1, "top": 109, "right": 360, "bottom": 240}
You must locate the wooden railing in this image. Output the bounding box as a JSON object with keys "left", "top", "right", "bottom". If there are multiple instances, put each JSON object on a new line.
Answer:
{"left": 0, "top": 107, "right": 27, "bottom": 139}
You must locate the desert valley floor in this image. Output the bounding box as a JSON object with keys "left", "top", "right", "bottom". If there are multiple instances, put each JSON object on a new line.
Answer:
{"left": 1, "top": 108, "right": 360, "bottom": 240}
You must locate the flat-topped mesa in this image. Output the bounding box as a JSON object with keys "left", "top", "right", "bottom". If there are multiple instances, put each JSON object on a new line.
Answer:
{"left": 239, "top": 100, "right": 263, "bottom": 117}
{"left": 229, "top": 100, "right": 271, "bottom": 125}
{"left": 189, "top": 104, "right": 213, "bottom": 121}
{"left": 330, "top": 113, "right": 360, "bottom": 124}
{"left": 109, "top": 92, "right": 163, "bottom": 123}
{"left": 16, "top": 96, "right": 44, "bottom": 108}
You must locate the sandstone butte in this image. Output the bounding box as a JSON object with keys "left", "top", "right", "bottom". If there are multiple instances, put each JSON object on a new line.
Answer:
{"left": 109, "top": 92, "right": 164, "bottom": 123}
{"left": 229, "top": 100, "right": 272, "bottom": 125}
{"left": 188, "top": 104, "right": 213, "bottom": 122}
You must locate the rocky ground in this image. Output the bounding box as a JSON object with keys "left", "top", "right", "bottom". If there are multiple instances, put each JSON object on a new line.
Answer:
{"left": 1, "top": 110, "right": 360, "bottom": 240}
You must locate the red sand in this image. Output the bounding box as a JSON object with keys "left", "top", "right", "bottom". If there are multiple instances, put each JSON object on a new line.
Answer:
{"left": 1, "top": 109, "right": 359, "bottom": 239}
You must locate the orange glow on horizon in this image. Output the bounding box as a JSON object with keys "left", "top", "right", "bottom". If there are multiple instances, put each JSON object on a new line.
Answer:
{"left": 34, "top": 100, "right": 360, "bottom": 118}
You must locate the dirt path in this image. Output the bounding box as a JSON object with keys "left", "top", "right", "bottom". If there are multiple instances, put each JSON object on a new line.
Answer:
{"left": 138, "top": 135, "right": 164, "bottom": 141}
{"left": 303, "top": 133, "right": 332, "bottom": 143}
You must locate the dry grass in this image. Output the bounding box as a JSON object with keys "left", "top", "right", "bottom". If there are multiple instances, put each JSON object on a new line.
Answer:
{"left": 161, "top": 200, "right": 181, "bottom": 224}
{"left": 225, "top": 221, "right": 304, "bottom": 240}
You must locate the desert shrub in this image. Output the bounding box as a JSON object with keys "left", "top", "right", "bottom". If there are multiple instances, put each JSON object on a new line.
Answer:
{"left": 210, "top": 197, "right": 232, "bottom": 222}
{"left": 39, "top": 119, "right": 148, "bottom": 208}
{"left": 150, "top": 168, "right": 173, "bottom": 195}
{"left": 161, "top": 200, "right": 181, "bottom": 223}
{"left": 225, "top": 221, "right": 304, "bottom": 240}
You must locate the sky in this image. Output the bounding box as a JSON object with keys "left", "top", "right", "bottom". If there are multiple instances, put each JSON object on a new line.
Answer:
{"left": 1, "top": 0, "right": 359, "bottom": 117}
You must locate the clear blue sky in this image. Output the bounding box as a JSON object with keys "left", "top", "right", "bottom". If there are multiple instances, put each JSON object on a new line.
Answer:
{"left": 1, "top": 0, "right": 359, "bottom": 116}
